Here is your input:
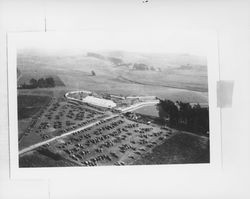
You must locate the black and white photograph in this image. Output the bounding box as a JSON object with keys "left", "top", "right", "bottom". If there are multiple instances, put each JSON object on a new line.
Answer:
{"left": 9, "top": 31, "right": 213, "bottom": 168}
{"left": 1, "top": 0, "right": 250, "bottom": 198}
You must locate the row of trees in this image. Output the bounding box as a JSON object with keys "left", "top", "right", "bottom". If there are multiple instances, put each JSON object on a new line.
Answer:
{"left": 157, "top": 100, "right": 209, "bottom": 135}
{"left": 19, "top": 77, "right": 55, "bottom": 89}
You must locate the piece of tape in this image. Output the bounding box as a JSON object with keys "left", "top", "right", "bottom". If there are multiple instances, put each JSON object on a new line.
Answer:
{"left": 217, "top": 80, "right": 234, "bottom": 108}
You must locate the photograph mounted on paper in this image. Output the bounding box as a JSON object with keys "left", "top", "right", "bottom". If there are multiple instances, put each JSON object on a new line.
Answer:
{"left": 13, "top": 31, "right": 211, "bottom": 168}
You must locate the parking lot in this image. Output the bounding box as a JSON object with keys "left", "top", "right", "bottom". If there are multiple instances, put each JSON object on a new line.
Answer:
{"left": 45, "top": 115, "right": 177, "bottom": 166}
{"left": 19, "top": 98, "right": 107, "bottom": 150}
{"left": 19, "top": 93, "right": 178, "bottom": 166}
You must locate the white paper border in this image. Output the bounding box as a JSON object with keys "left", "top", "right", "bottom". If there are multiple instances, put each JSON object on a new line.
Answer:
{"left": 7, "top": 29, "right": 221, "bottom": 179}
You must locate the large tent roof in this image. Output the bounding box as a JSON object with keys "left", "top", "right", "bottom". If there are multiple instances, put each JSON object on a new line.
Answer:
{"left": 82, "top": 96, "right": 116, "bottom": 108}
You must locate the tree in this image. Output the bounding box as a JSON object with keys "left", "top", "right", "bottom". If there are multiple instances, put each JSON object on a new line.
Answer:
{"left": 177, "top": 101, "right": 192, "bottom": 125}
{"left": 192, "top": 104, "right": 209, "bottom": 134}
{"left": 157, "top": 100, "right": 179, "bottom": 126}
{"left": 37, "top": 78, "right": 46, "bottom": 88}
{"left": 45, "top": 77, "right": 55, "bottom": 87}
{"left": 29, "top": 78, "right": 38, "bottom": 88}
{"left": 157, "top": 99, "right": 209, "bottom": 135}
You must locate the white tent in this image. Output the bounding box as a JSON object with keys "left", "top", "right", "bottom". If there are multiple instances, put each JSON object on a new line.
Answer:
{"left": 82, "top": 96, "right": 116, "bottom": 108}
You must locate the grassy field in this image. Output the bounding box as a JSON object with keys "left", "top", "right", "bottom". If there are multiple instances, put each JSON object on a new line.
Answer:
{"left": 119, "top": 69, "right": 208, "bottom": 92}
{"left": 133, "top": 132, "right": 209, "bottom": 165}
{"left": 19, "top": 150, "right": 78, "bottom": 167}
{"left": 18, "top": 95, "right": 51, "bottom": 120}
{"left": 134, "top": 105, "right": 159, "bottom": 117}
{"left": 17, "top": 50, "right": 209, "bottom": 103}
{"left": 18, "top": 119, "right": 31, "bottom": 138}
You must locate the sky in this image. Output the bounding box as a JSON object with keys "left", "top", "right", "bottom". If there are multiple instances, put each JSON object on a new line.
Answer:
{"left": 13, "top": 30, "right": 213, "bottom": 56}
{"left": 4, "top": 0, "right": 217, "bottom": 57}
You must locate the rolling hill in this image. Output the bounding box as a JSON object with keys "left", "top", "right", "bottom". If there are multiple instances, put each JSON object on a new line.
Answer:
{"left": 17, "top": 49, "right": 208, "bottom": 103}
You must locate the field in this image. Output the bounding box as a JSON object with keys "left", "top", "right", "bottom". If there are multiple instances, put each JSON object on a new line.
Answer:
{"left": 18, "top": 119, "right": 31, "bottom": 137}
{"left": 133, "top": 105, "right": 159, "bottom": 117}
{"left": 18, "top": 95, "right": 51, "bottom": 120}
{"left": 17, "top": 50, "right": 208, "bottom": 103}
{"left": 133, "top": 132, "right": 209, "bottom": 165}
{"left": 119, "top": 69, "right": 207, "bottom": 92}
{"left": 19, "top": 150, "right": 78, "bottom": 167}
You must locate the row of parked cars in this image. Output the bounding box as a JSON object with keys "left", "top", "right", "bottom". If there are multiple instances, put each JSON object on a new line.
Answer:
{"left": 21, "top": 97, "right": 54, "bottom": 138}
{"left": 53, "top": 113, "right": 173, "bottom": 167}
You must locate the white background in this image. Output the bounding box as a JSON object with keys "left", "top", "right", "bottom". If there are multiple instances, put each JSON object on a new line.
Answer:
{"left": 0, "top": 0, "right": 250, "bottom": 199}
{"left": 6, "top": 29, "right": 221, "bottom": 182}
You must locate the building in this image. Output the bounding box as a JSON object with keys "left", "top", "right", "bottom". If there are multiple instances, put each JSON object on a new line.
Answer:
{"left": 82, "top": 96, "right": 116, "bottom": 108}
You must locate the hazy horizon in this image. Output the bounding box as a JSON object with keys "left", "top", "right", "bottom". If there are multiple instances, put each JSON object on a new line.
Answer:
{"left": 13, "top": 30, "right": 211, "bottom": 56}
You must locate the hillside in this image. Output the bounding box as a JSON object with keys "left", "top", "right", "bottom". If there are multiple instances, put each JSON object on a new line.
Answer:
{"left": 17, "top": 49, "right": 208, "bottom": 102}
{"left": 133, "top": 132, "right": 209, "bottom": 165}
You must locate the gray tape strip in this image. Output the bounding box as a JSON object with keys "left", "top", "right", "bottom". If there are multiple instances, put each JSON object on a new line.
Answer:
{"left": 217, "top": 80, "right": 234, "bottom": 108}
